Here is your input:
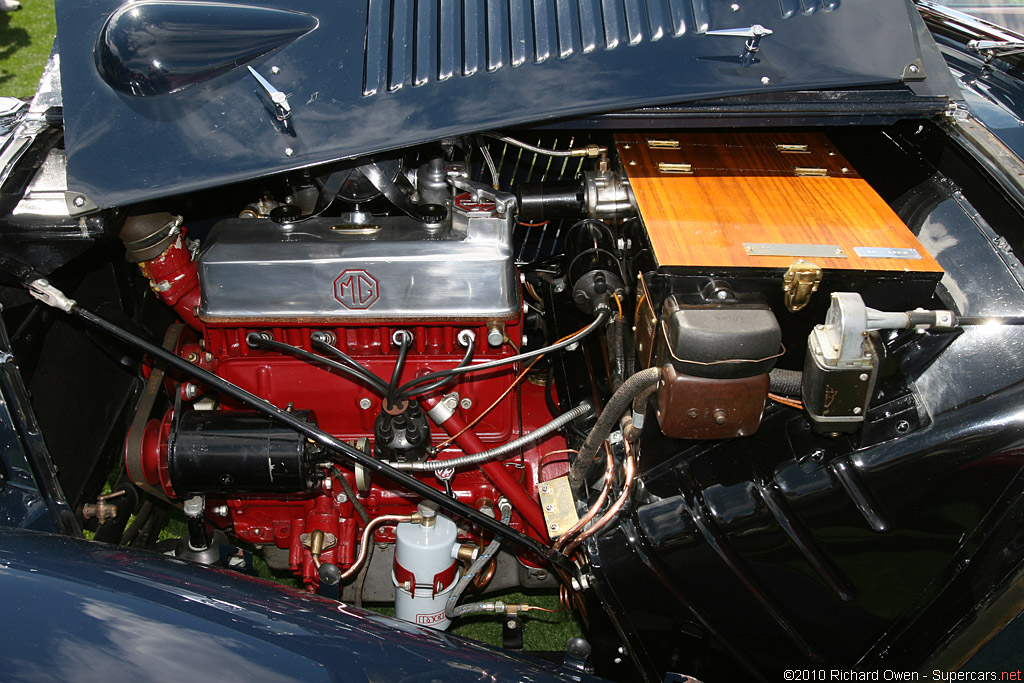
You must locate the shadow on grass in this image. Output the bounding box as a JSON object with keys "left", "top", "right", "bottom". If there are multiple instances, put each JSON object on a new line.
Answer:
{"left": 0, "top": 12, "right": 30, "bottom": 88}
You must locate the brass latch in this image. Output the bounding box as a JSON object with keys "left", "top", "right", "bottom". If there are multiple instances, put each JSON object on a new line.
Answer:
{"left": 782, "top": 260, "right": 822, "bottom": 312}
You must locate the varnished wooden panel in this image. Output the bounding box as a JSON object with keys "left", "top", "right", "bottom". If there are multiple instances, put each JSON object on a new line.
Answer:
{"left": 618, "top": 132, "right": 944, "bottom": 275}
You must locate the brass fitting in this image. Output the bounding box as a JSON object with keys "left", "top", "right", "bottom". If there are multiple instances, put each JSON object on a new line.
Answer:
{"left": 456, "top": 543, "right": 479, "bottom": 563}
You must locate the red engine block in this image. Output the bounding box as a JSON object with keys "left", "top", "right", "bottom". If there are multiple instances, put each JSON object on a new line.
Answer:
{"left": 130, "top": 232, "right": 566, "bottom": 590}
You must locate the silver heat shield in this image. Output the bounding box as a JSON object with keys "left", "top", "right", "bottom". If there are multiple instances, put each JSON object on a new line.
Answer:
{"left": 197, "top": 210, "right": 519, "bottom": 323}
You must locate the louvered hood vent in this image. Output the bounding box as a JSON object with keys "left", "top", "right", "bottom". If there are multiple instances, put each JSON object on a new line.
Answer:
{"left": 363, "top": 0, "right": 840, "bottom": 96}
{"left": 364, "top": 0, "right": 813, "bottom": 96}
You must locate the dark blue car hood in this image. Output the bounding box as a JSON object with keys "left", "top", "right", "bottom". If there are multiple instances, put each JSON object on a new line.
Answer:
{"left": 55, "top": 0, "right": 936, "bottom": 210}
{"left": 0, "top": 526, "right": 600, "bottom": 681}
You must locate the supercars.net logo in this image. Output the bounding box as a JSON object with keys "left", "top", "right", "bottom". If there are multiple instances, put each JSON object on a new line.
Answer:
{"left": 333, "top": 269, "right": 379, "bottom": 310}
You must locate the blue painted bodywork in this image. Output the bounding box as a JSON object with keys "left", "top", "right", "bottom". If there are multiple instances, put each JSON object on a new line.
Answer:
{"left": 53, "top": 0, "right": 930, "bottom": 209}
{"left": 0, "top": 525, "right": 599, "bottom": 682}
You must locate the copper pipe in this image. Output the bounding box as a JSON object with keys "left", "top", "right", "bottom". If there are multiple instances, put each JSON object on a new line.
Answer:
{"left": 469, "top": 555, "right": 498, "bottom": 592}
{"left": 340, "top": 514, "right": 411, "bottom": 581}
{"left": 563, "top": 441, "right": 636, "bottom": 556}
{"left": 554, "top": 443, "right": 615, "bottom": 552}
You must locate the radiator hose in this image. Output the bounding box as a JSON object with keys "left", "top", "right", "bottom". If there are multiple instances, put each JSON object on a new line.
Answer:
{"left": 568, "top": 366, "right": 662, "bottom": 494}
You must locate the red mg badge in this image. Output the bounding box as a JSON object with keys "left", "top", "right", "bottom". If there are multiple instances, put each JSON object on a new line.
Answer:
{"left": 333, "top": 269, "right": 379, "bottom": 310}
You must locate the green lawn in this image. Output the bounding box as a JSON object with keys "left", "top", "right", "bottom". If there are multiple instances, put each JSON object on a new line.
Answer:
{"left": 0, "top": 0, "right": 54, "bottom": 98}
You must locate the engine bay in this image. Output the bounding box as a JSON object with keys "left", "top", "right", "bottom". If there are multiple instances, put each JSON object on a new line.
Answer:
{"left": 101, "top": 128, "right": 943, "bottom": 601}
{"left": 8, "top": 117, "right": 1024, "bottom": 680}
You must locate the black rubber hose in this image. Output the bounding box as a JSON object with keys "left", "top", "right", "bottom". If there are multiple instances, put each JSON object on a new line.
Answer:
{"left": 769, "top": 369, "right": 802, "bottom": 397}
{"left": 120, "top": 499, "right": 153, "bottom": 546}
{"left": 607, "top": 316, "right": 625, "bottom": 391}
{"left": 70, "top": 305, "right": 578, "bottom": 577}
{"left": 568, "top": 366, "right": 661, "bottom": 494}
{"left": 248, "top": 334, "right": 390, "bottom": 395}
{"left": 395, "top": 309, "right": 610, "bottom": 398}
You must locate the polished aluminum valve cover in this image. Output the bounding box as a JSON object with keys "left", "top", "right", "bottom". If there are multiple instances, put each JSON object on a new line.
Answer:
{"left": 196, "top": 210, "right": 519, "bottom": 323}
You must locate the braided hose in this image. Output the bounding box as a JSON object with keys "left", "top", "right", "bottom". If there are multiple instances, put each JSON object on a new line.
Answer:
{"left": 390, "top": 402, "right": 592, "bottom": 471}
{"left": 568, "top": 367, "right": 661, "bottom": 493}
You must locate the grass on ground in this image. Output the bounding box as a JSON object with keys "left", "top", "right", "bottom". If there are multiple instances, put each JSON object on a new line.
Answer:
{"left": 0, "top": 0, "right": 54, "bottom": 98}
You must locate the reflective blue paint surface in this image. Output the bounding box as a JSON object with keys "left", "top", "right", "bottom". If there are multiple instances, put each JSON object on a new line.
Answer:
{"left": 54, "top": 0, "right": 926, "bottom": 209}
{"left": 0, "top": 526, "right": 600, "bottom": 682}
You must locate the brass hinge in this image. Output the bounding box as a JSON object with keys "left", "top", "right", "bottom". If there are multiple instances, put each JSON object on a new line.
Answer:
{"left": 782, "top": 260, "right": 823, "bottom": 312}
{"left": 776, "top": 143, "right": 810, "bottom": 153}
{"left": 658, "top": 161, "right": 693, "bottom": 174}
{"left": 647, "top": 138, "right": 680, "bottom": 149}
{"left": 794, "top": 166, "right": 828, "bottom": 177}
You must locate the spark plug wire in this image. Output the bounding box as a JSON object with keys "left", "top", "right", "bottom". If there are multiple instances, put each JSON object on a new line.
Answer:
{"left": 33, "top": 287, "right": 580, "bottom": 577}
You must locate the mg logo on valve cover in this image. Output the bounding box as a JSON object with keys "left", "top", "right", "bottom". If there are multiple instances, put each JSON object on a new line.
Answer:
{"left": 333, "top": 269, "right": 379, "bottom": 309}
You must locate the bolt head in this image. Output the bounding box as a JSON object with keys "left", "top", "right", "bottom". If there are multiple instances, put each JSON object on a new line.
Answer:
{"left": 487, "top": 326, "right": 505, "bottom": 347}
{"left": 761, "top": 76, "right": 771, "bottom": 86}
{"left": 285, "top": 147, "right": 294, "bottom": 157}
{"left": 72, "top": 195, "right": 86, "bottom": 207}
{"left": 270, "top": 65, "right": 281, "bottom": 75}
{"left": 460, "top": 397, "right": 473, "bottom": 410}
{"left": 359, "top": 398, "right": 372, "bottom": 410}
